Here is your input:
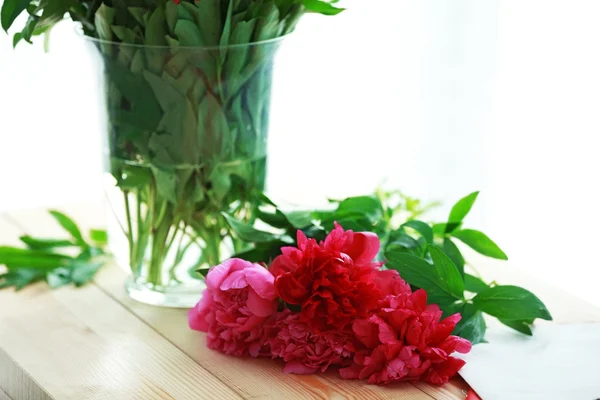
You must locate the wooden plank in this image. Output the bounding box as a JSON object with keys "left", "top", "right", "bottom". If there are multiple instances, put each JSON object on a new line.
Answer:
{"left": 0, "top": 215, "right": 241, "bottom": 400}
{"left": 5, "top": 206, "right": 454, "bottom": 399}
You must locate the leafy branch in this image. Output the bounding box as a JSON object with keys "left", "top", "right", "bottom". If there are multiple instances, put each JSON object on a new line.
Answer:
{"left": 0, "top": 211, "right": 108, "bottom": 290}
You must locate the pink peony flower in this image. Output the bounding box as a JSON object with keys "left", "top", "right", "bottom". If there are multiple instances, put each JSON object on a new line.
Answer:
{"left": 188, "top": 258, "right": 279, "bottom": 357}
{"left": 269, "top": 223, "right": 384, "bottom": 331}
{"left": 269, "top": 310, "right": 355, "bottom": 374}
{"left": 339, "top": 289, "right": 472, "bottom": 385}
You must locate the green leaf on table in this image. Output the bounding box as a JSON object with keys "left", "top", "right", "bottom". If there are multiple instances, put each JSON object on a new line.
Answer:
{"left": 473, "top": 285, "right": 552, "bottom": 321}
{"left": 49, "top": 210, "right": 88, "bottom": 247}
{"left": 442, "top": 238, "right": 465, "bottom": 276}
{"left": 464, "top": 273, "right": 489, "bottom": 293}
{"left": 19, "top": 236, "right": 74, "bottom": 250}
{"left": 89, "top": 230, "right": 108, "bottom": 246}
{"left": 452, "top": 229, "right": 508, "bottom": 260}
{"left": 47, "top": 267, "right": 72, "bottom": 289}
{"left": 428, "top": 245, "right": 464, "bottom": 299}
{"left": 222, "top": 213, "right": 279, "bottom": 243}
{"left": 0, "top": 246, "right": 72, "bottom": 269}
{"left": 499, "top": 318, "right": 533, "bottom": 335}
{"left": 71, "top": 261, "right": 104, "bottom": 286}
{"left": 447, "top": 191, "right": 479, "bottom": 228}
{"left": 401, "top": 220, "right": 433, "bottom": 244}
{"left": 385, "top": 249, "right": 462, "bottom": 305}
{"left": 302, "top": 0, "right": 344, "bottom": 15}
{"left": 0, "top": 269, "right": 45, "bottom": 290}
{"left": 1, "top": 0, "right": 31, "bottom": 32}
{"left": 453, "top": 304, "right": 487, "bottom": 345}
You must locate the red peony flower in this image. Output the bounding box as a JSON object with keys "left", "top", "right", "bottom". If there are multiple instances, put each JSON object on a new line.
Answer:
{"left": 269, "top": 223, "right": 383, "bottom": 331}
{"left": 339, "top": 289, "right": 472, "bottom": 385}
{"left": 269, "top": 310, "right": 355, "bottom": 374}
{"left": 188, "top": 258, "right": 279, "bottom": 357}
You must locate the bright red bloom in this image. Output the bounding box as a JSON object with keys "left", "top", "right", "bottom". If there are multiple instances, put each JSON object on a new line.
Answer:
{"left": 339, "top": 289, "right": 472, "bottom": 385}
{"left": 269, "top": 223, "right": 383, "bottom": 331}
{"left": 268, "top": 310, "right": 355, "bottom": 374}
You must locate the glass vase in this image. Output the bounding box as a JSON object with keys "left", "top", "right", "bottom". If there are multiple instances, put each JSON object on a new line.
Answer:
{"left": 86, "top": 36, "right": 284, "bottom": 307}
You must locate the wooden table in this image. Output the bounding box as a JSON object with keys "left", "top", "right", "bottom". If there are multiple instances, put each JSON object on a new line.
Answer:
{"left": 1, "top": 205, "right": 599, "bottom": 400}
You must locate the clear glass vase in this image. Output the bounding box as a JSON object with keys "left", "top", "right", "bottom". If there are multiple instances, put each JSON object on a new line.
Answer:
{"left": 86, "top": 36, "right": 284, "bottom": 307}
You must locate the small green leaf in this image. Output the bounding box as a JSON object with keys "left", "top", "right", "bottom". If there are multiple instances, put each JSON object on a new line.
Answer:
{"left": 428, "top": 245, "right": 464, "bottom": 299}
{"left": 71, "top": 261, "right": 103, "bottom": 286}
{"left": 47, "top": 267, "right": 72, "bottom": 289}
{"left": 0, "top": 247, "right": 72, "bottom": 269}
{"left": 452, "top": 229, "right": 508, "bottom": 260}
{"left": 336, "top": 196, "right": 383, "bottom": 222}
{"left": 19, "top": 236, "right": 74, "bottom": 250}
{"left": 222, "top": 213, "right": 279, "bottom": 243}
{"left": 0, "top": 269, "right": 45, "bottom": 290}
{"left": 283, "top": 211, "right": 314, "bottom": 229}
{"left": 442, "top": 238, "right": 465, "bottom": 276}
{"left": 49, "top": 210, "right": 88, "bottom": 247}
{"left": 89, "top": 230, "right": 108, "bottom": 246}
{"left": 499, "top": 318, "right": 533, "bottom": 335}
{"left": 302, "top": 0, "right": 344, "bottom": 15}
{"left": 448, "top": 191, "right": 479, "bottom": 226}
{"left": 401, "top": 220, "right": 433, "bottom": 244}
{"left": 453, "top": 304, "right": 487, "bottom": 345}
{"left": 1, "top": 0, "right": 31, "bottom": 32}
{"left": 473, "top": 285, "right": 552, "bottom": 321}
{"left": 464, "top": 274, "right": 489, "bottom": 293}
{"left": 234, "top": 240, "right": 289, "bottom": 264}
{"left": 385, "top": 249, "right": 462, "bottom": 305}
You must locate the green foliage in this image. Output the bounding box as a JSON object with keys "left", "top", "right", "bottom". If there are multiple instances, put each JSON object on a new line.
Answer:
{"left": 0, "top": 212, "right": 108, "bottom": 290}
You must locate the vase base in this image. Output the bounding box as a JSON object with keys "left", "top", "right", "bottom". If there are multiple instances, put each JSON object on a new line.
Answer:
{"left": 125, "top": 278, "right": 206, "bottom": 308}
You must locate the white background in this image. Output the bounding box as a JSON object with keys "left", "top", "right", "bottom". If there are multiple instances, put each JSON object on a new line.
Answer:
{"left": 1, "top": 1, "right": 599, "bottom": 306}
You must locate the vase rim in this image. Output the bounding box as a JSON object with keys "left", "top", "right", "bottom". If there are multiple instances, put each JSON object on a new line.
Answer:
{"left": 76, "top": 27, "right": 291, "bottom": 50}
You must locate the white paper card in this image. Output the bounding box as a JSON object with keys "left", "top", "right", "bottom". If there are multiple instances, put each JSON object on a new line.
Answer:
{"left": 459, "top": 322, "right": 600, "bottom": 400}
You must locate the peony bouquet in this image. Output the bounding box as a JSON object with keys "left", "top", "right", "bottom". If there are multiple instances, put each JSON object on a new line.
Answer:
{"left": 189, "top": 191, "right": 552, "bottom": 385}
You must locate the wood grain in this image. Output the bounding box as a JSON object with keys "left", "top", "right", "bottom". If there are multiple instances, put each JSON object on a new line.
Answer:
{"left": 0, "top": 214, "right": 240, "bottom": 400}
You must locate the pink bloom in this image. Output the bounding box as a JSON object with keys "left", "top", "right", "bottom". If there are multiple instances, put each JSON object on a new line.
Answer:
{"left": 269, "top": 223, "right": 384, "bottom": 331}
{"left": 269, "top": 310, "right": 355, "bottom": 374}
{"left": 339, "top": 289, "right": 472, "bottom": 385}
{"left": 188, "top": 258, "right": 279, "bottom": 357}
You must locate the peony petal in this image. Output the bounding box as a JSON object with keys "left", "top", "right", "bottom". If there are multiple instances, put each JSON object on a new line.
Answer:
{"left": 207, "top": 258, "right": 251, "bottom": 290}
{"left": 275, "top": 273, "right": 309, "bottom": 304}
{"left": 339, "top": 363, "right": 362, "bottom": 380}
{"left": 244, "top": 266, "right": 277, "bottom": 300}
{"left": 247, "top": 289, "right": 278, "bottom": 317}
{"left": 188, "top": 293, "right": 214, "bottom": 332}
{"left": 283, "top": 361, "right": 319, "bottom": 375}
{"left": 353, "top": 319, "right": 380, "bottom": 348}
{"left": 296, "top": 230, "right": 308, "bottom": 249}
{"left": 347, "top": 232, "right": 380, "bottom": 266}
{"left": 220, "top": 270, "right": 248, "bottom": 291}
{"left": 378, "top": 321, "right": 398, "bottom": 344}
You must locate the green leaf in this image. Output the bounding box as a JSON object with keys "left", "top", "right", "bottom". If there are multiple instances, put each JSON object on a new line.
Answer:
{"left": 0, "top": 247, "right": 72, "bottom": 269}
{"left": 47, "top": 267, "right": 72, "bottom": 289}
{"left": 0, "top": 269, "right": 45, "bottom": 290}
{"left": 19, "top": 236, "right": 74, "bottom": 250}
{"left": 71, "top": 261, "right": 103, "bottom": 286}
{"left": 402, "top": 220, "right": 433, "bottom": 244}
{"left": 473, "top": 285, "right": 552, "bottom": 321}
{"left": 448, "top": 191, "right": 479, "bottom": 226}
{"left": 336, "top": 196, "right": 383, "bottom": 222}
{"left": 385, "top": 249, "right": 462, "bottom": 305}
{"left": 499, "top": 318, "right": 533, "bottom": 335}
{"left": 234, "top": 240, "right": 289, "bottom": 263}
{"left": 283, "top": 211, "right": 314, "bottom": 229}
{"left": 89, "top": 230, "right": 108, "bottom": 246}
{"left": 428, "top": 245, "right": 464, "bottom": 299}
{"left": 442, "top": 238, "right": 465, "bottom": 276}
{"left": 49, "top": 210, "right": 88, "bottom": 247}
{"left": 453, "top": 304, "right": 487, "bottom": 345}
{"left": 302, "top": 0, "right": 344, "bottom": 15}
{"left": 1, "top": 0, "right": 31, "bottom": 32}
{"left": 464, "top": 274, "right": 489, "bottom": 293}
{"left": 222, "top": 213, "right": 279, "bottom": 243}
{"left": 452, "top": 229, "right": 508, "bottom": 260}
